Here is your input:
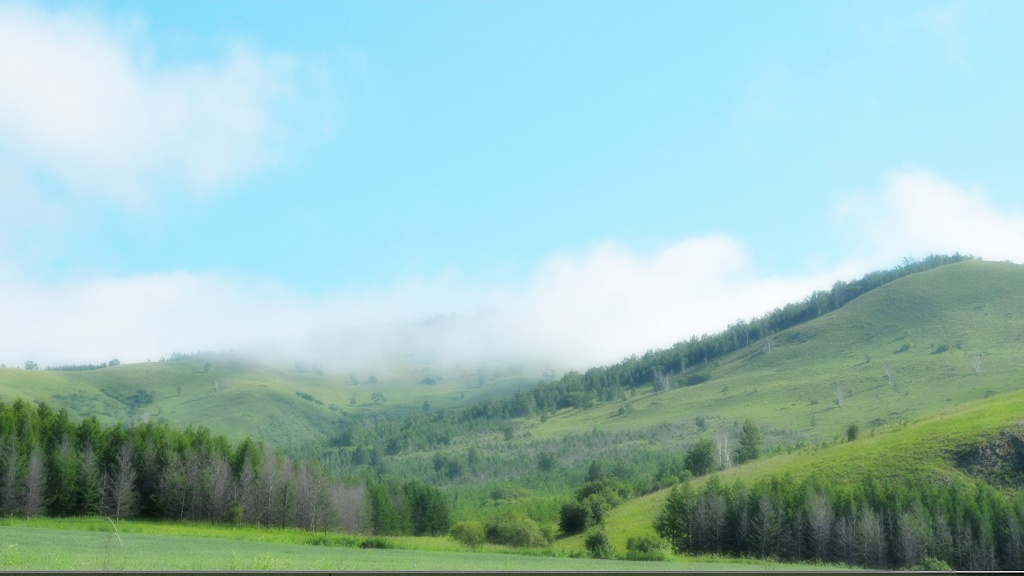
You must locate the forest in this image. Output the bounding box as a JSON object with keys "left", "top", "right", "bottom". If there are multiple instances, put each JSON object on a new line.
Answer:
{"left": 655, "top": 473, "right": 1024, "bottom": 571}
{"left": 0, "top": 399, "right": 448, "bottom": 537}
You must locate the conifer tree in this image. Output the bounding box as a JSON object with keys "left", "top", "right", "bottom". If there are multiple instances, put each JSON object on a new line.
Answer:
{"left": 735, "top": 420, "right": 761, "bottom": 464}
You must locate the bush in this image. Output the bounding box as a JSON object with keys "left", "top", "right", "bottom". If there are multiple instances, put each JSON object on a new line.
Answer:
{"left": 581, "top": 493, "right": 610, "bottom": 524}
{"left": 485, "top": 514, "right": 548, "bottom": 548}
{"left": 625, "top": 535, "right": 670, "bottom": 561}
{"left": 911, "top": 557, "right": 953, "bottom": 571}
{"left": 684, "top": 438, "right": 716, "bottom": 476}
{"left": 359, "top": 536, "right": 394, "bottom": 549}
{"left": 449, "top": 521, "right": 486, "bottom": 547}
{"left": 584, "top": 531, "right": 614, "bottom": 559}
{"left": 559, "top": 501, "right": 592, "bottom": 535}
{"left": 575, "top": 479, "right": 628, "bottom": 504}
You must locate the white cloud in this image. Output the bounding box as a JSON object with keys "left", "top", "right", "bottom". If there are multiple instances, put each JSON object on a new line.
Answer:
{"left": 1, "top": 167, "right": 1018, "bottom": 370}
{"left": 492, "top": 236, "right": 832, "bottom": 366}
{"left": 0, "top": 4, "right": 292, "bottom": 206}
{"left": 837, "top": 170, "right": 1024, "bottom": 268}
{"left": 0, "top": 236, "right": 837, "bottom": 369}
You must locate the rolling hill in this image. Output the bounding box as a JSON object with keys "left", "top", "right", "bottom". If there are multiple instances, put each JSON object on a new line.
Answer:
{"left": 0, "top": 353, "right": 555, "bottom": 450}
{"left": 532, "top": 258, "right": 1024, "bottom": 444}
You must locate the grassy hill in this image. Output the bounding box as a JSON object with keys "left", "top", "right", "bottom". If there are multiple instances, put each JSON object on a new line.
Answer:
{"left": 530, "top": 259, "right": 1023, "bottom": 444}
{"left": 0, "top": 354, "right": 554, "bottom": 450}
{"left": 559, "top": 384, "right": 1024, "bottom": 554}
{"left": 347, "top": 259, "right": 1021, "bottom": 530}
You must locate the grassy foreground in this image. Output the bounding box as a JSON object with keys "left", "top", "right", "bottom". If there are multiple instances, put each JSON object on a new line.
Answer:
{"left": 0, "top": 517, "right": 847, "bottom": 571}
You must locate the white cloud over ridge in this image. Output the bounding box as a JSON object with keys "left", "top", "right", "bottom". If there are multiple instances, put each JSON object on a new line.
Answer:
{"left": 838, "top": 171, "right": 1024, "bottom": 268}
{"left": 0, "top": 4, "right": 291, "bottom": 205}
{"left": 5, "top": 169, "right": 1018, "bottom": 369}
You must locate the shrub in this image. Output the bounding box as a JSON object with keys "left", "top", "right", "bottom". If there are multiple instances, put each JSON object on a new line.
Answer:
{"left": 625, "top": 535, "right": 670, "bottom": 561}
{"left": 584, "top": 531, "right": 614, "bottom": 559}
{"left": 559, "top": 501, "right": 592, "bottom": 535}
{"left": 575, "top": 479, "right": 628, "bottom": 503}
{"left": 581, "top": 493, "right": 610, "bottom": 524}
{"left": 684, "top": 438, "right": 716, "bottom": 476}
{"left": 359, "top": 536, "right": 394, "bottom": 549}
{"left": 911, "top": 557, "right": 953, "bottom": 571}
{"left": 449, "top": 521, "right": 486, "bottom": 547}
{"left": 485, "top": 514, "right": 548, "bottom": 548}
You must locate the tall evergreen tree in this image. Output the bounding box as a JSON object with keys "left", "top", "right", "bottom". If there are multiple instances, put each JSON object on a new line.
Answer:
{"left": 735, "top": 420, "right": 762, "bottom": 464}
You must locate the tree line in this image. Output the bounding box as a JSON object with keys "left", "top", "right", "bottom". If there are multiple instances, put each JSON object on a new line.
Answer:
{"left": 45, "top": 359, "right": 120, "bottom": 371}
{"left": 0, "top": 398, "right": 452, "bottom": 536}
{"left": 655, "top": 472, "right": 1023, "bottom": 570}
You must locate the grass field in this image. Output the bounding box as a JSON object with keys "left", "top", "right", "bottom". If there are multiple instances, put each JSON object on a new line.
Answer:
{"left": 0, "top": 517, "right": 847, "bottom": 571}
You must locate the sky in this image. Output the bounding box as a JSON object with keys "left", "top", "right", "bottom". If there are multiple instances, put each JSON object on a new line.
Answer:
{"left": 1, "top": 0, "right": 1023, "bottom": 369}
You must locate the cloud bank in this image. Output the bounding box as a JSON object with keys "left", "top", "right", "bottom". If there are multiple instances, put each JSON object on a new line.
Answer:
{"left": 2, "top": 169, "right": 1020, "bottom": 369}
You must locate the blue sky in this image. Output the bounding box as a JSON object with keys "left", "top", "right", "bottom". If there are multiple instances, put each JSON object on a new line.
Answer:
{"left": 1, "top": 1, "right": 1023, "bottom": 367}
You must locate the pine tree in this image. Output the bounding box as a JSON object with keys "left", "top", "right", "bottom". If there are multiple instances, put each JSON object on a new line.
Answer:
{"left": 655, "top": 482, "right": 695, "bottom": 553}
{"left": 735, "top": 420, "right": 762, "bottom": 464}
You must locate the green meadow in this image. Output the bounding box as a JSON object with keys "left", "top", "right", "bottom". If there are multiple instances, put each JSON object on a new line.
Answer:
{"left": 0, "top": 517, "right": 839, "bottom": 571}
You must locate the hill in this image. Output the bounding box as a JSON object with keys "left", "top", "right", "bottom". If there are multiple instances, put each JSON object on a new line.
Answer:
{"left": 360, "top": 258, "right": 1021, "bottom": 474}
{"left": 534, "top": 258, "right": 1024, "bottom": 444}
{"left": 563, "top": 384, "right": 1024, "bottom": 554}
{"left": 0, "top": 354, "right": 554, "bottom": 450}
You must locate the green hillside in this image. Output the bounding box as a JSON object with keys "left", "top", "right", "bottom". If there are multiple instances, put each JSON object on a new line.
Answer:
{"left": 562, "top": 384, "right": 1024, "bottom": 554}
{"left": 533, "top": 259, "right": 1024, "bottom": 443}
{"left": 0, "top": 355, "right": 553, "bottom": 450}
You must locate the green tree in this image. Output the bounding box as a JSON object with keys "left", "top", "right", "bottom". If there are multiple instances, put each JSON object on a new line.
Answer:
{"left": 537, "top": 451, "right": 555, "bottom": 472}
{"left": 684, "top": 438, "right": 716, "bottom": 477}
{"left": 655, "top": 483, "right": 695, "bottom": 553}
{"left": 402, "top": 481, "right": 452, "bottom": 536}
{"left": 449, "top": 520, "right": 485, "bottom": 547}
{"left": 559, "top": 501, "right": 592, "bottom": 535}
{"left": 585, "top": 530, "right": 614, "bottom": 559}
{"left": 735, "top": 419, "right": 762, "bottom": 464}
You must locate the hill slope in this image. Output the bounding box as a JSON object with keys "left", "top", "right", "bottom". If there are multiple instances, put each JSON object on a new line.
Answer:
{"left": 0, "top": 355, "right": 553, "bottom": 449}
{"left": 531, "top": 259, "right": 1024, "bottom": 443}
{"left": 566, "top": 384, "right": 1024, "bottom": 554}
